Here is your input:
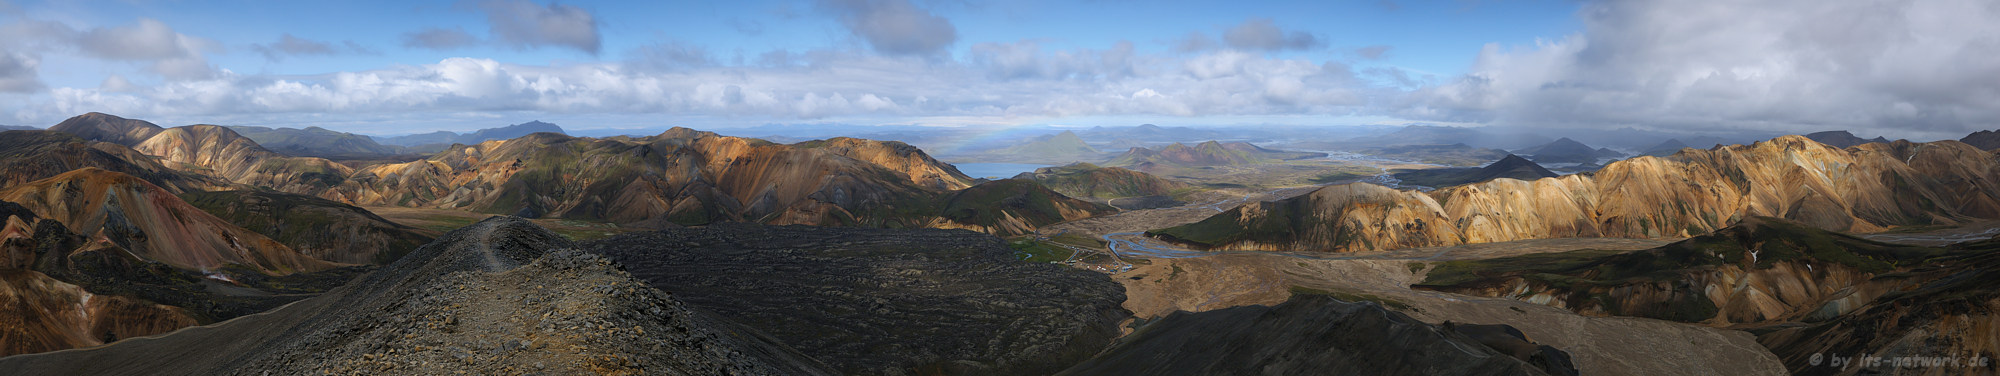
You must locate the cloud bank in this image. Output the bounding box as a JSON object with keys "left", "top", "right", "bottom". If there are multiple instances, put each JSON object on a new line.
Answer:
{"left": 1404, "top": 0, "right": 2000, "bottom": 138}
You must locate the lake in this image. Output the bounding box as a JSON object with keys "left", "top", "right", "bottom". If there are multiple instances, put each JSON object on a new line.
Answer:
{"left": 953, "top": 163, "right": 1051, "bottom": 180}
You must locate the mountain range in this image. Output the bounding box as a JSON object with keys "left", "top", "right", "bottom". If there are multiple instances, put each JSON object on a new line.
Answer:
{"left": 227, "top": 126, "right": 415, "bottom": 159}
{"left": 1151, "top": 135, "right": 2000, "bottom": 252}
{"left": 372, "top": 120, "right": 567, "bottom": 150}
{"left": 1804, "top": 130, "right": 1891, "bottom": 148}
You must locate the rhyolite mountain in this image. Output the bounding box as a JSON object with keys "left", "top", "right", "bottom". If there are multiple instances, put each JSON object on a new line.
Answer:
{"left": 0, "top": 168, "right": 337, "bottom": 275}
{"left": 47, "top": 113, "right": 354, "bottom": 194}
{"left": 329, "top": 129, "right": 1109, "bottom": 236}
{"left": 1151, "top": 136, "right": 2000, "bottom": 252}
{"left": 227, "top": 125, "right": 413, "bottom": 158}
{"left": 0, "top": 130, "right": 231, "bottom": 193}
{"left": 1513, "top": 137, "right": 1624, "bottom": 164}
{"left": 1804, "top": 130, "right": 1890, "bottom": 148}
{"left": 1104, "top": 141, "right": 1326, "bottom": 172}
{"left": 373, "top": 120, "right": 567, "bottom": 150}
{"left": 1392, "top": 154, "right": 1559, "bottom": 188}
{"left": 0, "top": 217, "right": 836, "bottom": 375}
{"left": 36, "top": 113, "right": 1110, "bottom": 237}
{"left": 0, "top": 172, "right": 375, "bottom": 356}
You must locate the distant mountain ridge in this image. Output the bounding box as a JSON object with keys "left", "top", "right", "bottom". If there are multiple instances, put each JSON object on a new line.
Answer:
{"left": 1804, "top": 130, "right": 1890, "bottom": 148}
{"left": 228, "top": 126, "right": 412, "bottom": 158}
{"left": 1104, "top": 141, "right": 1325, "bottom": 172}
{"left": 1961, "top": 129, "right": 2000, "bottom": 150}
{"left": 374, "top": 120, "right": 567, "bottom": 149}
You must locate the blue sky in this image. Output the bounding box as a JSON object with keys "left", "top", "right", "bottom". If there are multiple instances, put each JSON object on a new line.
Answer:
{"left": 1, "top": 0, "right": 1995, "bottom": 140}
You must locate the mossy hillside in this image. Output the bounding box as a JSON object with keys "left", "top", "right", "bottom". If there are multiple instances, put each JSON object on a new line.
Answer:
{"left": 180, "top": 190, "right": 434, "bottom": 264}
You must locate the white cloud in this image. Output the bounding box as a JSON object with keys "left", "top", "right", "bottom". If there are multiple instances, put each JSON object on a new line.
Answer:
{"left": 817, "top": 0, "right": 958, "bottom": 56}
{"left": 1404, "top": 0, "right": 2000, "bottom": 138}
{"left": 477, "top": 0, "right": 600, "bottom": 54}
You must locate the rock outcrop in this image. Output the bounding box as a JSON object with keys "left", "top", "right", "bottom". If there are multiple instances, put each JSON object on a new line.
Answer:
{"left": 0, "top": 217, "right": 834, "bottom": 375}
{"left": 589, "top": 223, "right": 1129, "bottom": 375}
{"left": 1154, "top": 136, "right": 2000, "bottom": 252}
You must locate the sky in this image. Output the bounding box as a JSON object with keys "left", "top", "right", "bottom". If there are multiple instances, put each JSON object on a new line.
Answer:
{"left": 0, "top": 0, "right": 1994, "bottom": 140}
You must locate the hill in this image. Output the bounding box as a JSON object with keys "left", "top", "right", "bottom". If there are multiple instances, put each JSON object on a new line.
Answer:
{"left": 0, "top": 217, "right": 835, "bottom": 375}
{"left": 1150, "top": 136, "right": 2000, "bottom": 252}
{"left": 46, "top": 112, "right": 164, "bottom": 146}
{"left": 1392, "top": 154, "right": 1559, "bottom": 188}
{"left": 1016, "top": 163, "right": 1191, "bottom": 200}
{"left": 1514, "top": 137, "right": 1623, "bottom": 164}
